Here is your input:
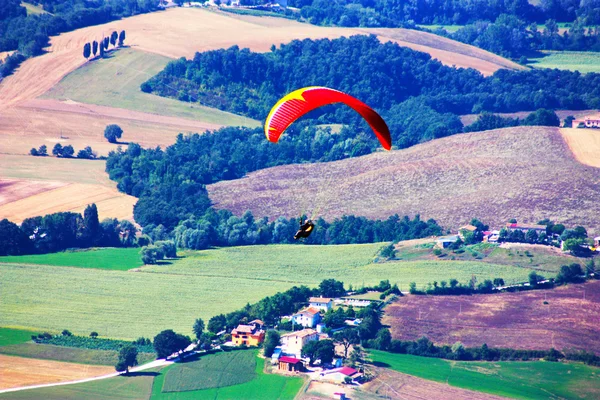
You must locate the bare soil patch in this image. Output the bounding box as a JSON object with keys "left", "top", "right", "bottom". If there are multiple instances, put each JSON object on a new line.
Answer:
{"left": 361, "top": 366, "right": 507, "bottom": 400}
{"left": 383, "top": 280, "right": 600, "bottom": 354}
{"left": 207, "top": 126, "right": 600, "bottom": 234}
{"left": 0, "top": 354, "right": 113, "bottom": 390}
{"left": 560, "top": 127, "right": 600, "bottom": 168}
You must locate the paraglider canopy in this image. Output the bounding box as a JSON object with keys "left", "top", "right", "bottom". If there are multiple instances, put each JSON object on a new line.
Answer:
{"left": 264, "top": 86, "right": 392, "bottom": 150}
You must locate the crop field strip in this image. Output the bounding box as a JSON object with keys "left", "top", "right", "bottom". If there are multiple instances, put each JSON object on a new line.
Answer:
{"left": 527, "top": 50, "right": 600, "bottom": 73}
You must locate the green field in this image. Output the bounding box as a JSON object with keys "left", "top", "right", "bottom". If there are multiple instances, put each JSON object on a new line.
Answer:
{"left": 21, "top": 2, "right": 50, "bottom": 15}
{"left": 417, "top": 24, "right": 463, "bottom": 33}
{"left": 43, "top": 48, "right": 258, "bottom": 127}
{"left": 0, "top": 244, "right": 539, "bottom": 338}
{"left": 151, "top": 354, "right": 303, "bottom": 400}
{"left": 0, "top": 369, "right": 158, "bottom": 400}
{"left": 0, "top": 248, "right": 143, "bottom": 271}
{"left": 0, "top": 343, "right": 155, "bottom": 366}
{"left": 162, "top": 350, "right": 256, "bottom": 392}
{"left": 527, "top": 51, "right": 600, "bottom": 73}
{"left": 0, "top": 328, "right": 35, "bottom": 346}
{"left": 370, "top": 351, "right": 600, "bottom": 400}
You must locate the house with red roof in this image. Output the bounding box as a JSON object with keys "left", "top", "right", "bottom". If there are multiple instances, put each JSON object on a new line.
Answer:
{"left": 278, "top": 356, "right": 304, "bottom": 372}
{"left": 292, "top": 307, "right": 322, "bottom": 328}
{"left": 319, "top": 366, "right": 361, "bottom": 383}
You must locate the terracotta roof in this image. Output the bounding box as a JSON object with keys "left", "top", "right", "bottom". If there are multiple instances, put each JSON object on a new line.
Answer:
{"left": 232, "top": 324, "right": 254, "bottom": 334}
{"left": 459, "top": 224, "right": 477, "bottom": 231}
{"left": 323, "top": 366, "right": 358, "bottom": 376}
{"left": 294, "top": 307, "right": 321, "bottom": 316}
{"left": 279, "top": 356, "right": 302, "bottom": 364}
{"left": 507, "top": 223, "right": 546, "bottom": 230}
{"left": 248, "top": 319, "right": 264, "bottom": 326}
{"left": 309, "top": 297, "right": 333, "bottom": 303}
{"left": 281, "top": 329, "right": 317, "bottom": 338}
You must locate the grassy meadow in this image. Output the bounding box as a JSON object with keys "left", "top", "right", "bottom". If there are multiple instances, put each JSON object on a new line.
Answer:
{"left": 162, "top": 350, "right": 257, "bottom": 392}
{"left": 370, "top": 351, "right": 600, "bottom": 400}
{"left": 0, "top": 248, "right": 143, "bottom": 271}
{"left": 0, "top": 244, "right": 542, "bottom": 338}
{"left": 21, "top": 2, "right": 50, "bottom": 15}
{"left": 0, "top": 328, "right": 35, "bottom": 346}
{"left": 43, "top": 48, "right": 258, "bottom": 127}
{"left": 527, "top": 51, "right": 600, "bottom": 73}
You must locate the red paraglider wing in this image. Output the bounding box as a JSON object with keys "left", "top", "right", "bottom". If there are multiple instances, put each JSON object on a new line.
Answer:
{"left": 265, "top": 86, "right": 392, "bottom": 150}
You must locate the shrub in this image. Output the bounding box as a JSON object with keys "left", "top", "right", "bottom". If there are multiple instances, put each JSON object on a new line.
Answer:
{"left": 90, "top": 331, "right": 99, "bottom": 338}
{"left": 62, "top": 329, "right": 72, "bottom": 336}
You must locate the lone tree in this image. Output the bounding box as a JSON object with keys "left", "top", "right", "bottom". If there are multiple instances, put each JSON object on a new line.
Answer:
{"left": 99, "top": 43, "right": 105, "bottom": 58}
{"left": 334, "top": 328, "right": 359, "bottom": 358}
{"left": 83, "top": 42, "right": 91, "bottom": 59}
{"left": 103, "top": 37, "right": 109, "bottom": 50}
{"left": 118, "top": 30, "right": 126, "bottom": 47}
{"left": 110, "top": 31, "right": 118, "bottom": 47}
{"left": 153, "top": 330, "right": 191, "bottom": 359}
{"left": 38, "top": 145, "right": 47, "bottom": 156}
{"left": 115, "top": 345, "right": 138, "bottom": 375}
{"left": 192, "top": 318, "right": 205, "bottom": 341}
{"left": 104, "top": 124, "right": 123, "bottom": 143}
{"left": 92, "top": 40, "right": 98, "bottom": 57}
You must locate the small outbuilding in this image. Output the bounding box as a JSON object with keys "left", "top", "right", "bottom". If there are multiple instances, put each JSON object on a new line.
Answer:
{"left": 278, "top": 356, "right": 304, "bottom": 372}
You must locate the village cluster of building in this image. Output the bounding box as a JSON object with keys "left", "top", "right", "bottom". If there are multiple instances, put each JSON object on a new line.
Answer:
{"left": 227, "top": 297, "right": 366, "bottom": 384}
{"left": 435, "top": 221, "right": 600, "bottom": 251}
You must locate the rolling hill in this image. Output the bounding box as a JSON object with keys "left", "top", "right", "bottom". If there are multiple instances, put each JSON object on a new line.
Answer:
{"left": 207, "top": 126, "right": 600, "bottom": 234}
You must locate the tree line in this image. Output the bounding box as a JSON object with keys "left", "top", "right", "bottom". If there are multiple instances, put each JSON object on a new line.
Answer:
{"left": 248, "top": 0, "right": 600, "bottom": 26}
{"left": 30, "top": 143, "right": 98, "bottom": 159}
{"left": 0, "top": 0, "right": 152, "bottom": 80}
{"left": 142, "top": 36, "right": 600, "bottom": 143}
{"left": 445, "top": 14, "right": 600, "bottom": 59}
{"left": 0, "top": 204, "right": 138, "bottom": 256}
{"left": 82, "top": 30, "right": 125, "bottom": 60}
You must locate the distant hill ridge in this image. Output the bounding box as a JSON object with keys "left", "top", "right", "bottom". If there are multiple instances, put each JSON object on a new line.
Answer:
{"left": 207, "top": 126, "right": 600, "bottom": 233}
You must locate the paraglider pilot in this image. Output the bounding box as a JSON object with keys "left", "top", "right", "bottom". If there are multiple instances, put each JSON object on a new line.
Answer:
{"left": 294, "top": 217, "right": 314, "bottom": 240}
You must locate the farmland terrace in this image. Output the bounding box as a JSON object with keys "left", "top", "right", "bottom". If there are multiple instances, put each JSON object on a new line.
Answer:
{"left": 207, "top": 126, "right": 600, "bottom": 234}
{"left": 383, "top": 280, "right": 600, "bottom": 354}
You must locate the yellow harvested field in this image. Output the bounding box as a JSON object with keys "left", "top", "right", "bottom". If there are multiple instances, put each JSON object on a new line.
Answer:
{"left": 560, "top": 128, "right": 600, "bottom": 168}
{"left": 0, "top": 155, "right": 136, "bottom": 222}
{"left": 0, "top": 99, "right": 221, "bottom": 156}
{"left": 0, "top": 179, "right": 67, "bottom": 206}
{"left": 0, "top": 183, "right": 137, "bottom": 223}
{"left": 0, "top": 354, "right": 113, "bottom": 390}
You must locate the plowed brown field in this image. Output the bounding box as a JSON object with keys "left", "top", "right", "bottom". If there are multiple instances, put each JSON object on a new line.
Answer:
{"left": 0, "top": 354, "right": 113, "bottom": 390}
{"left": 207, "top": 126, "right": 600, "bottom": 233}
{"left": 383, "top": 280, "right": 600, "bottom": 353}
